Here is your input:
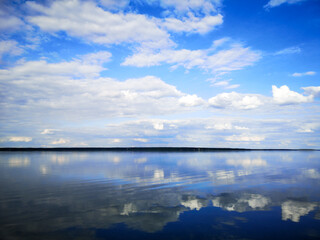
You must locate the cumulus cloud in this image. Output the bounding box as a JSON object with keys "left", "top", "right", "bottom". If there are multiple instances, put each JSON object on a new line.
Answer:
{"left": 153, "top": 121, "right": 164, "bottom": 130}
{"left": 274, "top": 46, "right": 301, "bottom": 55}
{"left": 208, "top": 92, "right": 263, "bottom": 110}
{"left": 26, "top": 0, "right": 173, "bottom": 49}
{"left": 302, "top": 86, "right": 320, "bottom": 97}
{"left": 272, "top": 85, "right": 313, "bottom": 105}
{"left": 212, "top": 193, "right": 270, "bottom": 212}
{"left": 265, "top": 0, "right": 306, "bottom": 8}
{"left": 112, "top": 138, "right": 122, "bottom": 143}
{"left": 123, "top": 43, "right": 261, "bottom": 74}
{"left": 292, "top": 71, "right": 316, "bottom": 77}
{"left": 23, "top": 0, "right": 255, "bottom": 76}
{"left": 282, "top": 200, "right": 317, "bottom": 222}
{"left": 179, "top": 94, "right": 205, "bottom": 107}
{"left": 181, "top": 197, "right": 207, "bottom": 211}
{"left": 0, "top": 52, "right": 209, "bottom": 121}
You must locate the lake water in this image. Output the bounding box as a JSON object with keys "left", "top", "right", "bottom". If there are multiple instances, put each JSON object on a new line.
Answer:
{"left": 0, "top": 150, "right": 320, "bottom": 240}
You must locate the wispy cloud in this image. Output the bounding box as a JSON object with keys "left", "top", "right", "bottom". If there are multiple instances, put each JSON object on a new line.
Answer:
{"left": 162, "top": 14, "right": 223, "bottom": 34}
{"left": 225, "top": 135, "right": 265, "bottom": 142}
{"left": 0, "top": 8, "right": 25, "bottom": 32}
{"left": 123, "top": 42, "right": 261, "bottom": 75}
{"left": 0, "top": 40, "right": 24, "bottom": 60}
{"left": 41, "top": 129, "right": 55, "bottom": 135}
{"left": 0, "top": 137, "right": 32, "bottom": 143}
{"left": 302, "top": 86, "right": 320, "bottom": 97}
{"left": 274, "top": 46, "right": 301, "bottom": 55}
{"left": 158, "top": 0, "right": 222, "bottom": 15}
{"left": 208, "top": 78, "right": 240, "bottom": 89}
{"left": 134, "top": 138, "right": 149, "bottom": 143}
{"left": 265, "top": 0, "right": 306, "bottom": 8}
{"left": 292, "top": 71, "right": 316, "bottom": 77}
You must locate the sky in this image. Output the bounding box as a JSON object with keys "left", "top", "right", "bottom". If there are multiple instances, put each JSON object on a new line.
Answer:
{"left": 0, "top": 0, "right": 319, "bottom": 148}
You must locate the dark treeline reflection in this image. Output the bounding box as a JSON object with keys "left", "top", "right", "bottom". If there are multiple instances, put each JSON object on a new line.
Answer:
{"left": 0, "top": 151, "right": 320, "bottom": 239}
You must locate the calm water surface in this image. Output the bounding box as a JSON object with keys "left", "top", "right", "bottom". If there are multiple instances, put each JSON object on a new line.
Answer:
{"left": 0, "top": 151, "right": 320, "bottom": 239}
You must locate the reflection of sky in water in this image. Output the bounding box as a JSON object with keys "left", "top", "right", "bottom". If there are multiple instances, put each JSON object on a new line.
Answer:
{"left": 0, "top": 151, "right": 320, "bottom": 239}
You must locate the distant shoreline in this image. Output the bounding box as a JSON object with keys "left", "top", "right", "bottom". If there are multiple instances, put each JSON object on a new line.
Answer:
{"left": 0, "top": 147, "right": 318, "bottom": 152}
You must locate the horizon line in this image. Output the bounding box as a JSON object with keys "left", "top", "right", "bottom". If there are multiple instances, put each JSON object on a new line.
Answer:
{"left": 0, "top": 147, "right": 318, "bottom": 152}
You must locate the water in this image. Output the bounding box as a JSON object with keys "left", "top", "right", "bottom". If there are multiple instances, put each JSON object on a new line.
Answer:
{"left": 0, "top": 151, "right": 320, "bottom": 240}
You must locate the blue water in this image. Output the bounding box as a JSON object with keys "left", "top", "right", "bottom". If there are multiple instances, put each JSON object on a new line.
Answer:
{"left": 0, "top": 151, "right": 319, "bottom": 239}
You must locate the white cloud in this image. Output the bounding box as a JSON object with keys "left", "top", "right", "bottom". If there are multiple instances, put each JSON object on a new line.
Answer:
{"left": 51, "top": 138, "right": 70, "bottom": 145}
{"left": 123, "top": 43, "right": 261, "bottom": 74}
{"left": 41, "top": 129, "right": 55, "bottom": 135}
{"left": 1, "top": 53, "right": 210, "bottom": 129}
{"left": 26, "top": 0, "right": 173, "bottom": 49}
{"left": 0, "top": 136, "right": 32, "bottom": 142}
{"left": 208, "top": 92, "right": 263, "bottom": 110}
{"left": 212, "top": 80, "right": 229, "bottom": 87}
{"left": 0, "top": 40, "right": 24, "bottom": 60}
{"left": 212, "top": 193, "right": 270, "bottom": 212}
{"left": 181, "top": 198, "right": 205, "bottom": 211}
{"left": 210, "top": 79, "right": 240, "bottom": 89}
{"left": 0, "top": 8, "right": 24, "bottom": 32}
{"left": 234, "top": 126, "right": 249, "bottom": 130}
{"left": 162, "top": 14, "right": 223, "bottom": 34}
{"left": 265, "top": 0, "right": 306, "bottom": 8}
{"left": 206, "top": 122, "right": 232, "bottom": 130}
{"left": 9, "top": 116, "right": 316, "bottom": 148}
{"left": 274, "top": 46, "right": 301, "bottom": 55}
{"left": 179, "top": 94, "right": 205, "bottom": 107}
{"left": 292, "top": 71, "right": 316, "bottom": 77}
{"left": 302, "top": 86, "right": 320, "bottom": 97}
{"left": 159, "top": 0, "right": 222, "bottom": 15}
{"left": 153, "top": 121, "right": 164, "bottom": 130}
{"left": 133, "top": 138, "right": 149, "bottom": 143}
{"left": 99, "top": 0, "right": 129, "bottom": 10}
{"left": 272, "top": 85, "right": 313, "bottom": 105}
{"left": 205, "top": 122, "right": 249, "bottom": 131}
{"left": 225, "top": 135, "right": 265, "bottom": 142}
{"left": 296, "top": 123, "right": 320, "bottom": 133}
{"left": 1, "top": 51, "right": 207, "bottom": 120}
{"left": 282, "top": 200, "right": 316, "bottom": 222}
{"left": 0, "top": 51, "right": 111, "bottom": 79}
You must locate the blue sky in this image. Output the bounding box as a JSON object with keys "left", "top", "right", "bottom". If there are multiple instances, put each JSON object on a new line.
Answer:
{"left": 0, "top": 0, "right": 319, "bottom": 148}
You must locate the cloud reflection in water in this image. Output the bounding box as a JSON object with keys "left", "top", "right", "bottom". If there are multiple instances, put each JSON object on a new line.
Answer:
{"left": 0, "top": 151, "right": 319, "bottom": 239}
